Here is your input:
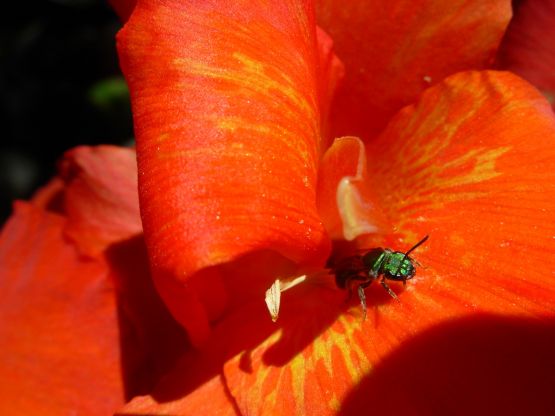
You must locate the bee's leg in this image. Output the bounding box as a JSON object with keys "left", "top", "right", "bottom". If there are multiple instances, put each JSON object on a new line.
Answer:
{"left": 344, "top": 276, "right": 357, "bottom": 302}
{"left": 357, "top": 285, "right": 367, "bottom": 321}
{"left": 380, "top": 277, "right": 400, "bottom": 302}
{"left": 345, "top": 274, "right": 366, "bottom": 301}
{"left": 357, "top": 279, "right": 372, "bottom": 320}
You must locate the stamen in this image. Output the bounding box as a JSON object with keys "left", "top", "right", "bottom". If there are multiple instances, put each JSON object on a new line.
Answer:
{"left": 264, "top": 275, "right": 307, "bottom": 322}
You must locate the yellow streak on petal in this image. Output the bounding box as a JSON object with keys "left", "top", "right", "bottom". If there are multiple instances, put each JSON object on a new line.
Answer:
{"left": 418, "top": 146, "right": 509, "bottom": 206}
{"left": 217, "top": 116, "right": 271, "bottom": 135}
{"left": 232, "top": 52, "right": 311, "bottom": 113}
{"left": 155, "top": 132, "right": 171, "bottom": 144}
{"left": 289, "top": 353, "right": 306, "bottom": 414}
{"left": 174, "top": 52, "right": 319, "bottom": 169}
{"left": 173, "top": 52, "right": 318, "bottom": 159}
{"left": 264, "top": 377, "right": 278, "bottom": 410}
{"left": 428, "top": 146, "right": 510, "bottom": 189}
{"left": 380, "top": 74, "right": 531, "bottom": 225}
{"left": 334, "top": 315, "right": 371, "bottom": 381}
{"left": 214, "top": 115, "right": 313, "bottom": 167}
{"left": 311, "top": 330, "right": 334, "bottom": 377}
{"left": 307, "top": 314, "right": 371, "bottom": 391}
{"left": 379, "top": 98, "right": 513, "bottom": 228}
{"left": 328, "top": 395, "right": 341, "bottom": 412}
{"left": 229, "top": 331, "right": 281, "bottom": 411}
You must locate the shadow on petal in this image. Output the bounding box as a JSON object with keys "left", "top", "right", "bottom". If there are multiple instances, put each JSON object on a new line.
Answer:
{"left": 117, "top": 272, "right": 350, "bottom": 415}
{"left": 339, "top": 314, "right": 555, "bottom": 416}
{"left": 105, "top": 235, "right": 191, "bottom": 400}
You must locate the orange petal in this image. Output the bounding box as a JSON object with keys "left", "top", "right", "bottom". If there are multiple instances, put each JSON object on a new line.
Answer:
{"left": 59, "top": 145, "right": 142, "bottom": 257}
{"left": 116, "top": 284, "right": 332, "bottom": 415}
{"left": 225, "top": 288, "right": 555, "bottom": 415}
{"left": 117, "top": 0, "right": 331, "bottom": 344}
{"left": 135, "top": 273, "right": 554, "bottom": 415}
{"left": 316, "top": 0, "right": 512, "bottom": 140}
{"left": 116, "top": 236, "right": 555, "bottom": 416}
{"left": 364, "top": 70, "right": 555, "bottom": 309}
{"left": 222, "top": 284, "right": 348, "bottom": 416}
{"left": 219, "top": 71, "right": 555, "bottom": 414}
{"left": 343, "top": 70, "right": 555, "bottom": 412}
{"left": 30, "top": 177, "right": 65, "bottom": 212}
{"left": 317, "top": 136, "right": 391, "bottom": 241}
{"left": 116, "top": 299, "right": 258, "bottom": 415}
{"left": 497, "top": 0, "right": 555, "bottom": 109}
{"left": 0, "top": 202, "right": 124, "bottom": 415}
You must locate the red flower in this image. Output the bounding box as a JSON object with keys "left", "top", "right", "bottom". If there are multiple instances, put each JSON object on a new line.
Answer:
{"left": 1, "top": 1, "right": 555, "bottom": 415}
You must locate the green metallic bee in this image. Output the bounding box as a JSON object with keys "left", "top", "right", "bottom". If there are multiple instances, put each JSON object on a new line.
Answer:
{"left": 332, "top": 235, "right": 429, "bottom": 319}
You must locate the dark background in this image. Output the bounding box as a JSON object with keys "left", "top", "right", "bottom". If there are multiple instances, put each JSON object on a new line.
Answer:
{"left": 0, "top": 0, "right": 133, "bottom": 224}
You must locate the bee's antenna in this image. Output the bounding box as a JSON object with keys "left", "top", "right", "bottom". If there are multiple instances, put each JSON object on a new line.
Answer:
{"left": 404, "top": 235, "right": 429, "bottom": 257}
{"left": 393, "top": 235, "right": 429, "bottom": 277}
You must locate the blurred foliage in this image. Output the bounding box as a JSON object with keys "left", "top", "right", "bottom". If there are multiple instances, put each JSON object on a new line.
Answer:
{"left": 0, "top": 0, "right": 133, "bottom": 224}
{"left": 88, "top": 76, "right": 130, "bottom": 111}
